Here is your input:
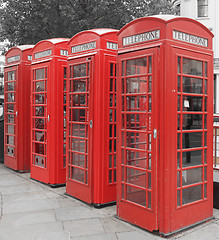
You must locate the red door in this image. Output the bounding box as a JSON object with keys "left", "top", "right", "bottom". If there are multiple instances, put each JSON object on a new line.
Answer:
{"left": 170, "top": 47, "right": 213, "bottom": 231}
{"left": 117, "top": 47, "right": 159, "bottom": 231}
{"left": 4, "top": 66, "right": 18, "bottom": 168}
{"left": 66, "top": 56, "right": 93, "bottom": 203}
{"left": 31, "top": 64, "right": 49, "bottom": 171}
{"left": 117, "top": 48, "right": 159, "bottom": 230}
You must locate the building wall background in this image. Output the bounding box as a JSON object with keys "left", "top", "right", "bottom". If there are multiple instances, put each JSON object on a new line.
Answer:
{"left": 179, "top": 0, "right": 219, "bottom": 113}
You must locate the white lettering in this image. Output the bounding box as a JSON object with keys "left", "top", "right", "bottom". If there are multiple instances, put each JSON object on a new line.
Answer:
{"left": 34, "top": 49, "right": 52, "bottom": 59}
{"left": 173, "top": 30, "right": 208, "bottom": 47}
{"left": 71, "top": 41, "right": 96, "bottom": 53}
{"left": 7, "top": 55, "right": 20, "bottom": 63}
{"left": 107, "top": 42, "right": 118, "bottom": 50}
{"left": 123, "top": 30, "right": 160, "bottom": 46}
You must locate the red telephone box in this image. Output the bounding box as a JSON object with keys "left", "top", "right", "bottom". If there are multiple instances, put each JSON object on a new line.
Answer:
{"left": 116, "top": 16, "right": 214, "bottom": 235}
{"left": 30, "top": 38, "right": 69, "bottom": 186}
{"left": 4, "top": 45, "right": 34, "bottom": 172}
{"left": 66, "top": 29, "right": 118, "bottom": 206}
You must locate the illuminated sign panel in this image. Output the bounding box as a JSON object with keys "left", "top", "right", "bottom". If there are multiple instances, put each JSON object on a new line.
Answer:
{"left": 107, "top": 42, "right": 118, "bottom": 50}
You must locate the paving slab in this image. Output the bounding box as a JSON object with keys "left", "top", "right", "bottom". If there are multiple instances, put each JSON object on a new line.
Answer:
{"left": 3, "top": 198, "right": 60, "bottom": 214}
{"left": 100, "top": 217, "right": 134, "bottom": 233}
{"left": 0, "top": 222, "right": 63, "bottom": 237}
{"left": 55, "top": 206, "right": 102, "bottom": 221}
{"left": 2, "top": 190, "right": 59, "bottom": 203}
{"left": 0, "top": 182, "right": 44, "bottom": 195}
{"left": 0, "top": 174, "right": 28, "bottom": 186}
{"left": 63, "top": 218, "right": 106, "bottom": 237}
{"left": 33, "top": 231, "right": 70, "bottom": 240}
{"left": 0, "top": 210, "right": 56, "bottom": 229}
{"left": 57, "top": 196, "right": 81, "bottom": 208}
{"left": 71, "top": 233, "right": 118, "bottom": 240}
{"left": 117, "top": 231, "right": 162, "bottom": 240}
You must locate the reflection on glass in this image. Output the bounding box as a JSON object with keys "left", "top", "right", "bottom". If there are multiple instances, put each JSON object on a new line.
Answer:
{"left": 183, "top": 77, "right": 203, "bottom": 94}
{"left": 182, "top": 114, "right": 202, "bottom": 130}
{"left": 182, "top": 96, "right": 202, "bottom": 111}
{"left": 183, "top": 58, "right": 203, "bottom": 76}
{"left": 73, "top": 94, "right": 86, "bottom": 106}
{"left": 35, "top": 131, "right": 45, "bottom": 142}
{"left": 35, "top": 68, "right": 45, "bottom": 80}
{"left": 72, "top": 109, "right": 85, "bottom": 122}
{"left": 126, "top": 168, "right": 146, "bottom": 188}
{"left": 35, "top": 143, "right": 44, "bottom": 155}
{"left": 8, "top": 71, "right": 15, "bottom": 81}
{"left": 126, "top": 132, "right": 146, "bottom": 151}
{"left": 126, "top": 149, "right": 146, "bottom": 169}
{"left": 126, "top": 95, "right": 147, "bottom": 112}
{"left": 126, "top": 186, "right": 146, "bottom": 207}
{"left": 35, "top": 81, "right": 45, "bottom": 92}
{"left": 126, "top": 77, "right": 146, "bottom": 93}
{"left": 72, "top": 167, "right": 85, "bottom": 183}
{"left": 35, "top": 94, "right": 44, "bottom": 104}
{"left": 126, "top": 57, "right": 147, "bottom": 76}
{"left": 182, "top": 185, "right": 202, "bottom": 205}
{"left": 7, "top": 125, "right": 14, "bottom": 135}
{"left": 35, "top": 106, "right": 44, "bottom": 117}
{"left": 7, "top": 114, "right": 14, "bottom": 123}
{"left": 7, "top": 93, "right": 14, "bottom": 102}
{"left": 7, "top": 82, "right": 15, "bottom": 91}
{"left": 205, "top": 62, "right": 208, "bottom": 77}
{"left": 73, "top": 63, "right": 86, "bottom": 78}
{"left": 72, "top": 138, "right": 86, "bottom": 153}
{"left": 7, "top": 135, "right": 14, "bottom": 145}
{"left": 182, "top": 150, "right": 202, "bottom": 167}
{"left": 7, "top": 104, "right": 14, "bottom": 113}
{"left": 148, "top": 56, "right": 152, "bottom": 73}
{"left": 72, "top": 124, "right": 85, "bottom": 138}
{"left": 73, "top": 80, "right": 86, "bottom": 92}
{"left": 182, "top": 132, "right": 202, "bottom": 149}
{"left": 35, "top": 118, "right": 45, "bottom": 129}
{"left": 126, "top": 113, "right": 146, "bottom": 130}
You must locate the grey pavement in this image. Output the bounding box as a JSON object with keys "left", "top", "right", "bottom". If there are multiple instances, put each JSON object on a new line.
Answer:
{"left": 0, "top": 163, "right": 218, "bottom": 240}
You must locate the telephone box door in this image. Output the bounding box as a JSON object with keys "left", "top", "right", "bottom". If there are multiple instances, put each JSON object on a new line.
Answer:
{"left": 4, "top": 66, "right": 18, "bottom": 162}
{"left": 117, "top": 47, "right": 159, "bottom": 231}
{"left": 67, "top": 57, "right": 93, "bottom": 203}
{"left": 31, "top": 63, "right": 49, "bottom": 170}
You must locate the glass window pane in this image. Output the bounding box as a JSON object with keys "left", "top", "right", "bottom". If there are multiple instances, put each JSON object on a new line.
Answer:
{"left": 72, "top": 109, "right": 85, "bottom": 122}
{"left": 182, "top": 168, "right": 202, "bottom": 186}
{"left": 126, "top": 96, "right": 147, "bottom": 112}
{"left": 182, "top": 185, "right": 202, "bottom": 205}
{"left": 126, "top": 149, "right": 146, "bottom": 169}
{"left": 182, "top": 132, "right": 202, "bottom": 149}
{"left": 126, "top": 113, "right": 146, "bottom": 130}
{"left": 182, "top": 96, "right": 202, "bottom": 111}
{"left": 126, "top": 168, "right": 146, "bottom": 188}
{"left": 73, "top": 63, "right": 86, "bottom": 78}
{"left": 126, "top": 58, "right": 147, "bottom": 76}
{"left": 35, "top": 81, "right": 45, "bottom": 92}
{"left": 178, "top": 57, "right": 181, "bottom": 73}
{"left": 126, "top": 185, "right": 146, "bottom": 207}
{"left": 183, "top": 58, "right": 203, "bottom": 76}
{"left": 126, "top": 77, "right": 146, "bottom": 94}
{"left": 73, "top": 80, "right": 86, "bottom": 92}
{"left": 183, "top": 77, "right": 203, "bottom": 94}
{"left": 182, "top": 150, "right": 202, "bottom": 167}
{"left": 126, "top": 132, "right": 146, "bottom": 151}
{"left": 182, "top": 114, "right": 202, "bottom": 130}
{"left": 35, "top": 69, "right": 45, "bottom": 80}
{"left": 71, "top": 124, "right": 85, "bottom": 138}
{"left": 71, "top": 167, "right": 85, "bottom": 183}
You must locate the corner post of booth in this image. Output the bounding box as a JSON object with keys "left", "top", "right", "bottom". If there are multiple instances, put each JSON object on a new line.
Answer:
{"left": 116, "top": 15, "right": 214, "bottom": 235}
{"left": 4, "top": 45, "right": 34, "bottom": 172}
{"left": 66, "top": 29, "right": 118, "bottom": 206}
{"left": 30, "top": 38, "right": 69, "bottom": 186}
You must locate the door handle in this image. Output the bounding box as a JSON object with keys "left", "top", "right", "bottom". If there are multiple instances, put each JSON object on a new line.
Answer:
{"left": 90, "top": 120, "right": 93, "bottom": 128}
{"left": 16, "top": 111, "right": 18, "bottom": 117}
{"left": 47, "top": 115, "right": 50, "bottom": 122}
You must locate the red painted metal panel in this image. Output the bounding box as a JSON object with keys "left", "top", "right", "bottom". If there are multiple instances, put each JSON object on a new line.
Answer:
{"left": 66, "top": 29, "right": 118, "bottom": 205}
{"left": 30, "top": 38, "right": 69, "bottom": 186}
{"left": 117, "top": 15, "right": 214, "bottom": 235}
{"left": 4, "top": 45, "right": 34, "bottom": 172}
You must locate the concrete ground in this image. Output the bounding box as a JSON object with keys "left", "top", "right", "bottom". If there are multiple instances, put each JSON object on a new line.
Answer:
{"left": 0, "top": 163, "right": 219, "bottom": 240}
